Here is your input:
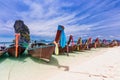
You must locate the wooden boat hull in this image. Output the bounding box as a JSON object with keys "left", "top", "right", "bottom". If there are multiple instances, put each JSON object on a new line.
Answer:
{"left": 101, "top": 43, "right": 109, "bottom": 47}
{"left": 75, "top": 45, "right": 84, "bottom": 51}
{"left": 0, "top": 46, "right": 6, "bottom": 56}
{"left": 68, "top": 45, "right": 77, "bottom": 52}
{"left": 109, "top": 44, "right": 115, "bottom": 47}
{"left": 7, "top": 46, "right": 26, "bottom": 57}
{"left": 0, "top": 51, "right": 6, "bottom": 56}
{"left": 28, "top": 45, "right": 55, "bottom": 61}
{"left": 108, "top": 40, "right": 119, "bottom": 47}
{"left": 59, "top": 47, "right": 66, "bottom": 55}
{"left": 91, "top": 43, "right": 101, "bottom": 48}
{"left": 82, "top": 43, "right": 92, "bottom": 50}
{"left": 59, "top": 45, "right": 77, "bottom": 55}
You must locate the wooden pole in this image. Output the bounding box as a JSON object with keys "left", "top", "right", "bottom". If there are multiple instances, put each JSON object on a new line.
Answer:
{"left": 15, "top": 33, "right": 20, "bottom": 57}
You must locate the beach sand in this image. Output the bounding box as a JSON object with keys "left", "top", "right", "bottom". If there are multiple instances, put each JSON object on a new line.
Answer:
{"left": 0, "top": 47, "right": 120, "bottom": 80}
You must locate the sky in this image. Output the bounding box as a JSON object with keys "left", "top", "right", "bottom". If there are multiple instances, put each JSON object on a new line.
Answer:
{"left": 0, "top": 0, "right": 120, "bottom": 42}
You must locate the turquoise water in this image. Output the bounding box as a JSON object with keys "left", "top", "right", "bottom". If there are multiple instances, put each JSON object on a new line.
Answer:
{"left": 0, "top": 42, "right": 13, "bottom": 47}
{"left": 0, "top": 39, "right": 113, "bottom": 47}
{"left": 0, "top": 42, "right": 29, "bottom": 47}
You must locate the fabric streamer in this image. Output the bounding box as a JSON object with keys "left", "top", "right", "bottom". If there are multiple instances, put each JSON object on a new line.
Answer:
{"left": 77, "top": 46, "right": 79, "bottom": 51}
{"left": 54, "top": 42, "right": 59, "bottom": 55}
{"left": 58, "top": 25, "right": 66, "bottom": 48}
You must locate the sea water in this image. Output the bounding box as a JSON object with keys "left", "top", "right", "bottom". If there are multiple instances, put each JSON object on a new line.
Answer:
{"left": 0, "top": 42, "right": 13, "bottom": 47}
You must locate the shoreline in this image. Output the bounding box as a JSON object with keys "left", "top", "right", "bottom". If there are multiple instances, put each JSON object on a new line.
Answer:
{"left": 0, "top": 47, "right": 119, "bottom": 80}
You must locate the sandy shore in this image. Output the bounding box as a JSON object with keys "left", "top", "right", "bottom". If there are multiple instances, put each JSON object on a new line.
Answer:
{"left": 0, "top": 47, "right": 120, "bottom": 80}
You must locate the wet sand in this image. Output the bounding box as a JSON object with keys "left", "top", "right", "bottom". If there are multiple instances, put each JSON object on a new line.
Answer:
{"left": 0, "top": 47, "right": 120, "bottom": 80}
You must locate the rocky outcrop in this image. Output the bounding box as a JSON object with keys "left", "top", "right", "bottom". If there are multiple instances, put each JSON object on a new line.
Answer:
{"left": 14, "top": 20, "right": 30, "bottom": 43}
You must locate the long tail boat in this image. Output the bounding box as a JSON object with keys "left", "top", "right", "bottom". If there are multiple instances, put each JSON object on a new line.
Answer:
{"left": 109, "top": 40, "right": 119, "bottom": 47}
{"left": 7, "top": 20, "right": 30, "bottom": 57}
{"left": 92, "top": 38, "right": 101, "bottom": 48}
{"left": 66, "top": 35, "right": 76, "bottom": 53}
{"left": 83, "top": 37, "right": 92, "bottom": 50}
{"left": 7, "top": 33, "right": 26, "bottom": 57}
{"left": 0, "top": 45, "right": 7, "bottom": 56}
{"left": 28, "top": 26, "right": 67, "bottom": 61}
{"left": 59, "top": 35, "right": 74, "bottom": 54}
{"left": 101, "top": 39, "right": 109, "bottom": 47}
{"left": 75, "top": 37, "right": 84, "bottom": 51}
{"left": 54, "top": 25, "right": 69, "bottom": 55}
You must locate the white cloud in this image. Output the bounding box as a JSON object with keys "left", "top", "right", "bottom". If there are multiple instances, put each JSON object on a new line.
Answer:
{"left": 0, "top": 0, "right": 120, "bottom": 41}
